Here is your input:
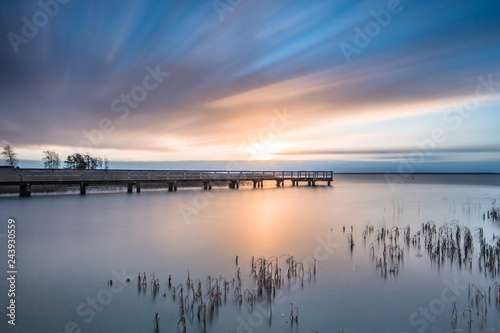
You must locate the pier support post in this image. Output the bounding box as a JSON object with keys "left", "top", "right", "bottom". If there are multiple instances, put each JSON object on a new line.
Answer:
{"left": 312, "top": 181, "right": 316, "bottom": 187}
{"left": 136, "top": 182, "right": 141, "bottom": 193}
{"left": 20, "top": 183, "right": 31, "bottom": 197}
{"left": 80, "top": 182, "right": 86, "bottom": 195}
{"left": 168, "top": 183, "right": 174, "bottom": 191}
{"left": 174, "top": 182, "right": 177, "bottom": 191}
{"left": 253, "top": 181, "right": 257, "bottom": 188}
{"left": 127, "top": 183, "right": 133, "bottom": 193}
{"left": 308, "top": 181, "right": 311, "bottom": 186}
{"left": 203, "top": 181, "right": 211, "bottom": 190}
{"left": 327, "top": 181, "right": 331, "bottom": 186}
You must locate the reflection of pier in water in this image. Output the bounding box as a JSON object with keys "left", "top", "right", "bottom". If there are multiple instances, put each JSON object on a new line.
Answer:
{"left": 0, "top": 169, "right": 333, "bottom": 197}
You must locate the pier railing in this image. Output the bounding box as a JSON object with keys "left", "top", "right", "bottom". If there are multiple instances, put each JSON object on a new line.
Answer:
{"left": 0, "top": 169, "right": 333, "bottom": 183}
{"left": 0, "top": 169, "right": 333, "bottom": 196}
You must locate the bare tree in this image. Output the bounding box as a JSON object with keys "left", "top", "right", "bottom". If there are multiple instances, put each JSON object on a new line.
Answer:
{"left": 2, "top": 144, "right": 19, "bottom": 168}
{"left": 104, "top": 157, "right": 109, "bottom": 170}
{"left": 85, "top": 154, "right": 102, "bottom": 170}
{"left": 64, "top": 153, "right": 86, "bottom": 170}
{"left": 64, "top": 153, "right": 103, "bottom": 170}
{"left": 42, "top": 150, "right": 60, "bottom": 169}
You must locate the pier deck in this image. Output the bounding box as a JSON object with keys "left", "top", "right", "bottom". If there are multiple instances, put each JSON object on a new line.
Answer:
{"left": 0, "top": 169, "right": 333, "bottom": 197}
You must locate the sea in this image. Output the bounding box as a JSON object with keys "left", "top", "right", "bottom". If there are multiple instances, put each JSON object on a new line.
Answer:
{"left": 0, "top": 174, "right": 499, "bottom": 333}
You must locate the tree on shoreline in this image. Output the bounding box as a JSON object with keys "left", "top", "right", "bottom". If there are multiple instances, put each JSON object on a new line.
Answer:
{"left": 2, "top": 144, "right": 19, "bottom": 168}
{"left": 42, "top": 151, "right": 60, "bottom": 169}
{"left": 64, "top": 153, "right": 104, "bottom": 170}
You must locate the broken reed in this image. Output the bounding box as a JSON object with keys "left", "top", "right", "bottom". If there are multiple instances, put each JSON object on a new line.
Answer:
{"left": 131, "top": 254, "right": 315, "bottom": 331}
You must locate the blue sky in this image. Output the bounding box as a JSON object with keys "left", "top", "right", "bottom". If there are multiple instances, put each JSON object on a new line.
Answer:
{"left": 0, "top": 0, "right": 499, "bottom": 171}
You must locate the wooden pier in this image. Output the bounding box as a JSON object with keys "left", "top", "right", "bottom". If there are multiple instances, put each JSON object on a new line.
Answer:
{"left": 0, "top": 169, "right": 333, "bottom": 197}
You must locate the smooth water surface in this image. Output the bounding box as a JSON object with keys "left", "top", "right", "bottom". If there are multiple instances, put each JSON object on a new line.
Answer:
{"left": 1, "top": 174, "right": 499, "bottom": 333}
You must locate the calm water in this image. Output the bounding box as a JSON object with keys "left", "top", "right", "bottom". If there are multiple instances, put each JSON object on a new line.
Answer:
{"left": 1, "top": 174, "right": 499, "bottom": 333}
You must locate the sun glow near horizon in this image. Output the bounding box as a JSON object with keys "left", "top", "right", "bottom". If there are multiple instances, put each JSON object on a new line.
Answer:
{"left": 1, "top": 0, "right": 500, "bottom": 172}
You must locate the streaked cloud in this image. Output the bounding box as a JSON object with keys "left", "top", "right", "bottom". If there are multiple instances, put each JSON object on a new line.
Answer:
{"left": 0, "top": 0, "right": 499, "bottom": 171}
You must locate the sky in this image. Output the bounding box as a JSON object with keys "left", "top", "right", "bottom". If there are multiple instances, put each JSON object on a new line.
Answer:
{"left": 0, "top": 0, "right": 499, "bottom": 172}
